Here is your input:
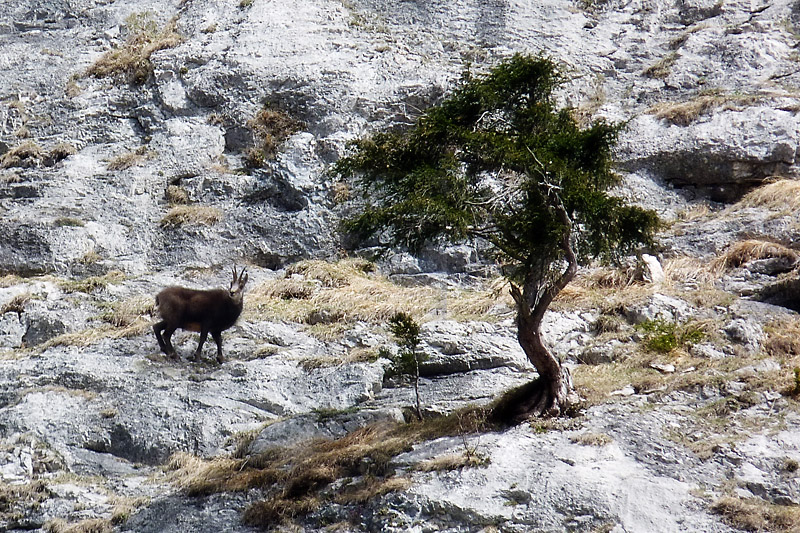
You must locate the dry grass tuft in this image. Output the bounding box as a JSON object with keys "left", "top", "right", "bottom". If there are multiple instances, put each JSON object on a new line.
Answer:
{"left": 168, "top": 406, "right": 492, "bottom": 527}
{"left": 569, "top": 432, "right": 613, "bottom": 446}
{"left": 108, "top": 496, "right": 149, "bottom": 525}
{"left": 44, "top": 143, "right": 77, "bottom": 166}
{"left": 286, "top": 258, "right": 375, "bottom": 288}
{"left": 712, "top": 496, "right": 800, "bottom": 533}
{"left": 261, "top": 278, "right": 317, "bottom": 301}
{"left": 0, "top": 274, "right": 25, "bottom": 288}
{"left": 160, "top": 205, "right": 223, "bottom": 227}
{"left": 44, "top": 518, "right": 113, "bottom": 533}
{"left": 107, "top": 146, "right": 154, "bottom": 171}
{"left": 765, "top": 316, "right": 800, "bottom": 361}
{"left": 709, "top": 239, "right": 798, "bottom": 273}
{"left": 662, "top": 256, "right": 718, "bottom": 287}
{"left": 0, "top": 293, "right": 30, "bottom": 315}
{"left": 0, "top": 140, "right": 44, "bottom": 168}
{"left": 414, "top": 452, "right": 488, "bottom": 472}
{"left": 165, "top": 184, "right": 189, "bottom": 205}
{"left": 247, "top": 259, "right": 510, "bottom": 331}
{"left": 734, "top": 179, "right": 800, "bottom": 214}
{"left": 555, "top": 265, "right": 653, "bottom": 312}
{"left": 648, "top": 92, "right": 763, "bottom": 126}
{"left": 300, "top": 346, "right": 379, "bottom": 371}
{"left": 1, "top": 480, "right": 53, "bottom": 525}
{"left": 99, "top": 294, "right": 154, "bottom": 328}
{"left": 85, "top": 15, "right": 182, "bottom": 85}
{"left": 166, "top": 452, "right": 283, "bottom": 496}
{"left": 245, "top": 107, "right": 302, "bottom": 167}
{"left": 333, "top": 476, "right": 412, "bottom": 504}
{"left": 643, "top": 52, "right": 678, "bottom": 79}
{"left": 40, "top": 317, "right": 151, "bottom": 350}
{"left": 59, "top": 271, "right": 126, "bottom": 294}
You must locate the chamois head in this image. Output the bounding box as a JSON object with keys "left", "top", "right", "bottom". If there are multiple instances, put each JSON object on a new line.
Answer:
{"left": 153, "top": 265, "right": 249, "bottom": 364}
{"left": 229, "top": 265, "right": 248, "bottom": 303}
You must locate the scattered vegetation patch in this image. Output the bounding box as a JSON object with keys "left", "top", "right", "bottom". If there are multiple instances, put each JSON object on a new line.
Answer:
{"left": 732, "top": 179, "right": 800, "bottom": 214}
{"left": 165, "top": 184, "right": 189, "bottom": 205}
{"left": 647, "top": 91, "right": 763, "bottom": 126}
{"left": 98, "top": 294, "right": 154, "bottom": 329}
{"left": 78, "top": 250, "right": 103, "bottom": 265}
{"left": 0, "top": 480, "right": 53, "bottom": 527}
{"left": 108, "top": 496, "right": 150, "bottom": 525}
{"left": 287, "top": 258, "right": 374, "bottom": 288}
{"left": 166, "top": 406, "right": 493, "bottom": 527}
{"left": 0, "top": 293, "right": 29, "bottom": 316}
{"left": 782, "top": 458, "right": 800, "bottom": 474}
{"left": 555, "top": 265, "right": 646, "bottom": 311}
{"left": 160, "top": 205, "right": 223, "bottom": 227}
{"left": 0, "top": 172, "right": 22, "bottom": 184}
{"left": 53, "top": 217, "right": 85, "bottom": 228}
{"left": 414, "top": 451, "right": 490, "bottom": 472}
{"left": 244, "top": 106, "right": 302, "bottom": 167}
{"left": 0, "top": 140, "right": 43, "bottom": 168}
{"left": 18, "top": 385, "right": 97, "bottom": 403}
{"left": 44, "top": 143, "right": 77, "bottom": 166}
{"left": 765, "top": 317, "right": 800, "bottom": 367}
{"left": 59, "top": 271, "right": 125, "bottom": 294}
{"left": 247, "top": 259, "right": 510, "bottom": 332}
{"left": 569, "top": 432, "right": 613, "bottom": 446}
{"left": 643, "top": 51, "right": 678, "bottom": 79}
{"left": 636, "top": 319, "right": 705, "bottom": 354}
{"left": 299, "top": 347, "right": 379, "bottom": 370}
{"left": 85, "top": 12, "right": 182, "bottom": 85}
{"left": 668, "top": 22, "right": 711, "bottom": 49}
{"left": 44, "top": 518, "right": 113, "bottom": 533}
{"left": 712, "top": 496, "right": 800, "bottom": 533}
{"left": 576, "top": 0, "right": 611, "bottom": 11}
{"left": 709, "top": 239, "right": 798, "bottom": 273}
{"left": 107, "top": 146, "right": 154, "bottom": 171}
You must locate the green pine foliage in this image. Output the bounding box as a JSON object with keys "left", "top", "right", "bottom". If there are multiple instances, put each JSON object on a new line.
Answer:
{"left": 386, "top": 312, "right": 425, "bottom": 420}
{"left": 333, "top": 54, "right": 659, "bottom": 283}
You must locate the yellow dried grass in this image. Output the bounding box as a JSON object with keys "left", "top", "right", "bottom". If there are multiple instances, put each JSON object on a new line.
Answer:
{"left": 160, "top": 206, "right": 223, "bottom": 227}
{"left": 712, "top": 496, "right": 800, "bottom": 533}
{"left": 44, "top": 518, "right": 113, "bottom": 533}
{"left": 247, "top": 260, "right": 510, "bottom": 327}
{"left": 709, "top": 239, "right": 798, "bottom": 273}
{"left": 0, "top": 140, "right": 43, "bottom": 168}
{"left": 107, "top": 146, "right": 154, "bottom": 171}
{"left": 648, "top": 92, "right": 762, "bottom": 126}
{"left": 86, "top": 18, "right": 182, "bottom": 84}
{"left": 734, "top": 179, "right": 800, "bottom": 213}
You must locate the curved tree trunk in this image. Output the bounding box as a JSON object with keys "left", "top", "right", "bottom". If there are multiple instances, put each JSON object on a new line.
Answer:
{"left": 492, "top": 192, "right": 578, "bottom": 423}
{"left": 496, "top": 282, "right": 574, "bottom": 422}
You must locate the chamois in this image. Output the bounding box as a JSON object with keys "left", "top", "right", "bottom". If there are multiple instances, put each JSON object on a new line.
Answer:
{"left": 153, "top": 266, "right": 248, "bottom": 363}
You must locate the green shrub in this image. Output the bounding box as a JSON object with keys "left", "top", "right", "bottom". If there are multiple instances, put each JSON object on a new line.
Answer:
{"left": 637, "top": 319, "right": 704, "bottom": 353}
{"left": 386, "top": 312, "right": 426, "bottom": 420}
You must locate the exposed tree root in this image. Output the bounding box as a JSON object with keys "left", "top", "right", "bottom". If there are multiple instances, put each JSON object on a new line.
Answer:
{"left": 489, "top": 368, "right": 576, "bottom": 425}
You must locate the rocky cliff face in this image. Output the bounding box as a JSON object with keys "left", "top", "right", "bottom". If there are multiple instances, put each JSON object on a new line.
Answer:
{"left": 2, "top": 0, "right": 800, "bottom": 532}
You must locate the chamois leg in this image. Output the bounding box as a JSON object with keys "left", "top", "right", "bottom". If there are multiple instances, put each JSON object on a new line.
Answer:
{"left": 212, "top": 331, "right": 224, "bottom": 364}
{"left": 153, "top": 321, "right": 168, "bottom": 354}
{"left": 192, "top": 328, "right": 209, "bottom": 362}
{"left": 163, "top": 325, "right": 179, "bottom": 359}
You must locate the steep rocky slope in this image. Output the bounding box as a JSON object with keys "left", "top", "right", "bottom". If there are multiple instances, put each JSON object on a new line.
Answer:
{"left": 2, "top": 0, "right": 800, "bottom": 531}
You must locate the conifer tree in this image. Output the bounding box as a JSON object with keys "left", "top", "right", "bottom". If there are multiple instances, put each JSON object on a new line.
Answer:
{"left": 334, "top": 55, "right": 659, "bottom": 419}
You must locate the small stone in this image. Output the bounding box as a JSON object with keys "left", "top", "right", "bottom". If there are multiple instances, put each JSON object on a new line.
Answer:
{"left": 650, "top": 363, "right": 675, "bottom": 374}
{"left": 640, "top": 254, "right": 665, "bottom": 284}
{"left": 611, "top": 385, "right": 636, "bottom": 396}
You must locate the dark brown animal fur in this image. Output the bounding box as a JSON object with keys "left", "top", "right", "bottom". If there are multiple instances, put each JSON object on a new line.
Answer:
{"left": 153, "top": 267, "right": 248, "bottom": 363}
